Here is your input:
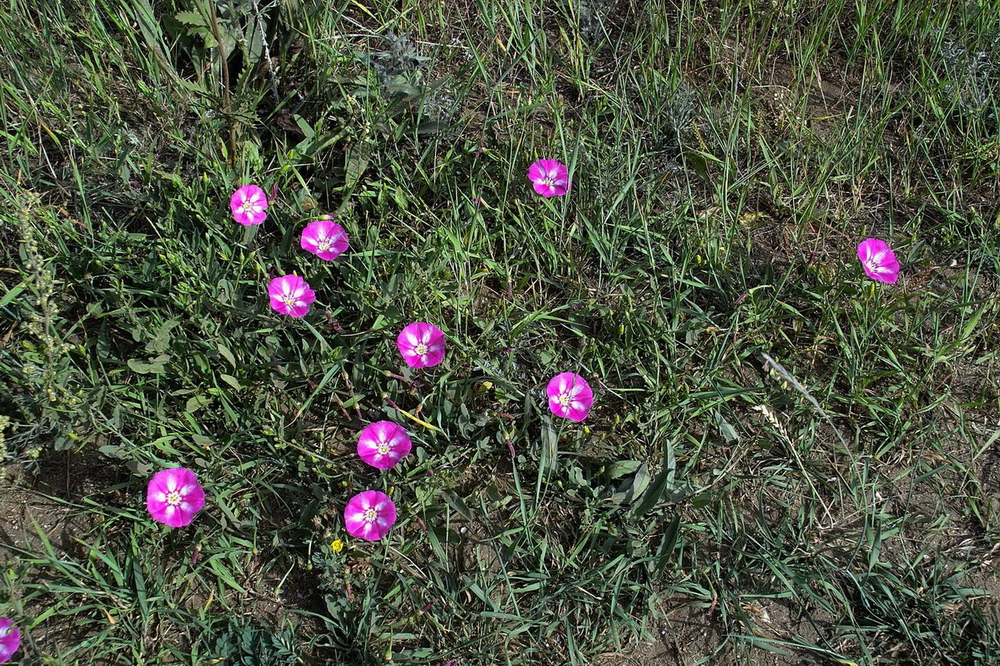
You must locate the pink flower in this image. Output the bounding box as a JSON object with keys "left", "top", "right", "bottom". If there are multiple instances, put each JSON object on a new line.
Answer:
{"left": 396, "top": 322, "right": 446, "bottom": 368}
{"left": 527, "top": 159, "right": 570, "bottom": 197}
{"left": 357, "top": 421, "right": 412, "bottom": 470}
{"left": 268, "top": 275, "right": 316, "bottom": 318}
{"left": 146, "top": 468, "right": 206, "bottom": 528}
{"left": 857, "top": 238, "right": 900, "bottom": 283}
{"left": 301, "top": 219, "right": 349, "bottom": 261}
{"left": 344, "top": 490, "right": 397, "bottom": 542}
{"left": 547, "top": 372, "right": 594, "bottom": 422}
{"left": 0, "top": 618, "right": 19, "bottom": 664}
{"left": 230, "top": 184, "right": 268, "bottom": 226}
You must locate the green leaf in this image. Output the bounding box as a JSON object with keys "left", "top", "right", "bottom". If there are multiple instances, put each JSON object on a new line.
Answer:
{"left": 654, "top": 516, "right": 682, "bottom": 574}
{"left": 633, "top": 465, "right": 672, "bottom": 517}
{"left": 125, "top": 460, "right": 153, "bottom": 476}
{"left": 439, "top": 490, "right": 475, "bottom": 522}
{"left": 217, "top": 343, "right": 237, "bottom": 368}
{"left": 714, "top": 410, "right": 740, "bottom": 443}
{"left": 185, "top": 395, "right": 212, "bottom": 412}
{"left": 174, "top": 10, "right": 207, "bottom": 27}
{"left": 345, "top": 145, "right": 370, "bottom": 189}
{"left": 625, "top": 463, "right": 651, "bottom": 503}
{"left": 539, "top": 421, "right": 558, "bottom": 475}
{"left": 0, "top": 283, "right": 25, "bottom": 308}
{"left": 127, "top": 355, "right": 168, "bottom": 374}
{"left": 607, "top": 460, "right": 642, "bottom": 479}
{"left": 146, "top": 319, "right": 180, "bottom": 354}
{"left": 219, "top": 373, "right": 242, "bottom": 390}
{"left": 192, "top": 434, "right": 214, "bottom": 448}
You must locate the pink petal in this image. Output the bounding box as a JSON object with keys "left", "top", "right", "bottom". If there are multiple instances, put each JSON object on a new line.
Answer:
{"left": 285, "top": 302, "right": 310, "bottom": 318}
{"left": 533, "top": 181, "right": 555, "bottom": 197}
{"left": 357, "top": 421, "right": 412, "bottom": 470}
{"left": 397, "top": 323, "right": 446, "bottom": 368}
{"left": 0, "top": 619, "right": 20, "bottom": 663}
{"left": 546, "top": 373, "right": 593, "bottom": 421}
{"left": 548, "top": 396, "right": 569, "bottom": 418}
{"left": 527, "top": 161, "right": 547, "bottom": 183}
{"left": 422, "top": 347, "right": 445, "bottom": 367}
{"left": 300, "top": 220, "right": 349, "bottom": 261}
{"left": 230, "top": 185, "right": 268, "bottom": 226}
{"left": 267, "top": 276, "right": 315, "bottom": 317}
{"left": 146, "top": 468, "right": 205, "bottom": 528}
{"left": 344, "top": 491, "right": 397, "bottom": 541}
{"left": 857, "top": 238, "right": 900, "bottom": 283}
{"left": 546, "top": 373, "right": 571, "bottom": 399}
{"left": 527, "top": 160, "right": 570, "bottom": 196}
{"left": 400, "top": 349, "right": 423, "bottom": 367}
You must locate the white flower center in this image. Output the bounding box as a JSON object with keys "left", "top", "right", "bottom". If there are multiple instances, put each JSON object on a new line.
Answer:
{"left": 318, "top": 238, "right": 331, "bottom": 251}
{"left": 363, "top": 508, "right": 378, "bottom": 523}
{"left": 376, "top": 441, "right": 391, "bottom": 456}
{"left": 282, "top": 293, "right": 299, "bottom": 307}
{"left": 540, "top": 169, "right": 563, "bottom": 187}
{"left": 557, "top": 393, "right": 571, "bottom": 407}
{"left": 166, "top": 491, "right": 182, "bottom": 506}
{"left": 414, "top": 343, "right": 429, "bottom": 355}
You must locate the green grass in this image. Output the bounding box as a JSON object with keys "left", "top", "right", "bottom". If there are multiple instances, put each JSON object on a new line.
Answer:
{"left": 1, "top": 0, "right": 999, "bottom": 664}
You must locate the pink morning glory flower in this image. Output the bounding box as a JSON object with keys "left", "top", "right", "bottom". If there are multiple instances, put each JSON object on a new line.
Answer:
{"left": 0, "top": 619, "right": 19, "bottom": 664}
{"left": 857, "top": 238, "right": 900, "bottom": 283}
{"left": 344, "top": 490, "right": 397, "bottom": 542}
{"left": 357, "top": 421, "right": 412, "bottom": 470}
{"left": 146, "top": 467, "right": 206, "bottom": 528}
{"left": 268, "top": 275, "right": 316, "bottom": 318}
{"left": 230, "top": 184, "right": 268, "bottom": 226}
{"left": 547, "top": 372, "right": 594, "bottom": 422}
{"left": 527, "top": 159, "right": 570, "bottom": 197}
{"left": 396, "top": 322, "right": 446, "bottom": 368}
{"left": 301, "top": 219, "right": 349, "bottom": 261}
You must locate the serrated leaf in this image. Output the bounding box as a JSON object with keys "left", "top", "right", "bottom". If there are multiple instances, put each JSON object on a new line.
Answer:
{"left": 174, "top": 10, "right": 207, "bottom": 27}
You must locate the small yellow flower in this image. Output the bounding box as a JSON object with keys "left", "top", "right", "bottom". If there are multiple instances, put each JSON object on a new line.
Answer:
{"left": 331, "top": 539, "right": 344, "bottom": 553}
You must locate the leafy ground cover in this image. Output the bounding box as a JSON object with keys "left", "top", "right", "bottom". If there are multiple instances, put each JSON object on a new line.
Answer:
{"left": 2, "top": 0, "right": 1000, "bottom": 663}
